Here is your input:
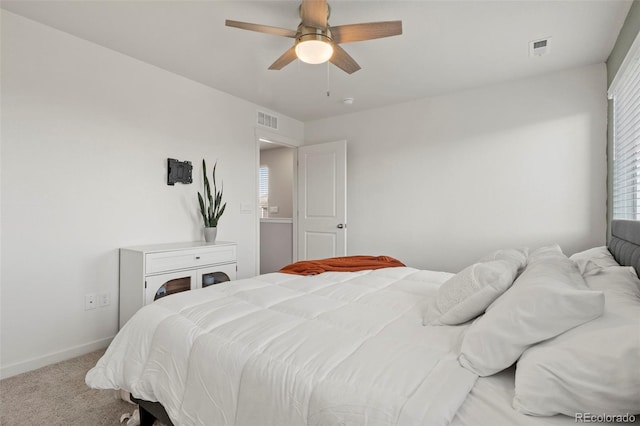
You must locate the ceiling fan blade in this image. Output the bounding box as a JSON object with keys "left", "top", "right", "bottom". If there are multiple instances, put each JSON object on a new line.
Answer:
{"left": 269, "top": 46, "right": 298, "bottom": 70}
{"left": 225, "top": 20, "right": 296, "bottom": 38}
{"left": 331, "top": 21, "right": 403, "bottom": 44}
{"left": 300, "top": 0, "right": 328, "bottom": 28}
{"left": 329, "top": 44, "right": 361, "bottom": 74}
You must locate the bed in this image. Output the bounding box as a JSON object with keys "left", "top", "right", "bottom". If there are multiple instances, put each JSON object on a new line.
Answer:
{"left": 86, "top": 221, "right": 640, "bottom": 426}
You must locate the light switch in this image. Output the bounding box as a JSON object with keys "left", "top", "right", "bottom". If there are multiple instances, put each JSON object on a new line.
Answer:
{"left": 240, "top": 202, "right": 253, "bottom": 214}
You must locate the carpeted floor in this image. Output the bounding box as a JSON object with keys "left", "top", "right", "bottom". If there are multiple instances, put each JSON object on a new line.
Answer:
{"left": 0, "top": 349, "right": 135, "bottom": 425}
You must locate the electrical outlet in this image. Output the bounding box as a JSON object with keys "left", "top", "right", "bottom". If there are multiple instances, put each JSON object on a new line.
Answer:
{"left": 98, "top": 292, "right": 110, "bottom": 307}
{"left": 85, "top": 293, "right": 97, "bottom": 310}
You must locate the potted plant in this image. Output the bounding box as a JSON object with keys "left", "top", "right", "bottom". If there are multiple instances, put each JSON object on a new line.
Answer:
{"left": 198, "top": 159, "right": 227, "bottom": 242}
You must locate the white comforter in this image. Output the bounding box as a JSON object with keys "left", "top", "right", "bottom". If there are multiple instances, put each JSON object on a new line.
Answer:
{"left": 86, "top": 267, "right": 478, "bottom": 426}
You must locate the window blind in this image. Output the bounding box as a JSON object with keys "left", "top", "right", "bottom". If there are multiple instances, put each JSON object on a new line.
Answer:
{"left": 612, "top": 38, "right": 640, "bottom": 220}
{"left": 259, "top": 166, "right": 269, "bottom": 207}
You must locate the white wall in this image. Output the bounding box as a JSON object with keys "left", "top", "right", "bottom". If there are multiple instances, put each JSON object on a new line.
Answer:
{"left": 305, "top": 64, "right": 607, "bottom": 273}
{"left": 0, "top": 11, "right": 303, "bottom": 378}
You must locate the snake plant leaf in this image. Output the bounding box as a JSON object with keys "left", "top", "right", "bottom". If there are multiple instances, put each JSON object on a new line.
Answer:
{"left": 197, "top": 192, "right": 209, "bottom": 227}
{"left": 204, "top": 175, "right": 213, "bottom": 207}
{"left": 216, "top": 202, "right": 227, "bottom": 221}
{"left": 212, "top": 162, "right": 218, "bottom": 200}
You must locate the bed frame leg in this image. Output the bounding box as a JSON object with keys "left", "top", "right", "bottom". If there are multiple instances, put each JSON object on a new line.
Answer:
{"left": 138, "top": 404, "right": 156, "bottom": 426}
{"left": 130, "top": 395, "right": 175, "bottom": 426}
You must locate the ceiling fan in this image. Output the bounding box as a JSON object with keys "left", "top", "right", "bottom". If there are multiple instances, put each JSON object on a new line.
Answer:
{"left": 225, "top": 0, "right": 402, "bottom": 74}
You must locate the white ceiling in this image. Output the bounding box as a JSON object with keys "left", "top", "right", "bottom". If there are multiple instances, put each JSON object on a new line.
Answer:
{"left": 1, "top": 0, "right": 632, "bottom": 122}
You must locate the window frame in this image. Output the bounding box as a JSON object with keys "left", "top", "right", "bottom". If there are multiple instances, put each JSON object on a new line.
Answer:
{"left": 610, "top": 31, "right": 640, "bottom": 220}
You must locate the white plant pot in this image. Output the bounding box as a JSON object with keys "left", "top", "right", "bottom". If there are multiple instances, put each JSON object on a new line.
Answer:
{"left": 204, "top": 227, "right": 217, "bottom": 243}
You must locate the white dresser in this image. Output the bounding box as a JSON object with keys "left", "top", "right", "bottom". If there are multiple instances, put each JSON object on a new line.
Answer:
{"left": 119, "top": 241, "right": 237, "bottom": 328}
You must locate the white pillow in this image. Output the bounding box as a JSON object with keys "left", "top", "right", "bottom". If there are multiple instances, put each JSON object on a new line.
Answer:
{"left": 458, "top": 245, "right": 605, "bottom": 377}
{"left": 513, "top": 265, "right": 640, "bottom": 416}
{"left": 423, "top": 260, "right": 518, "bottom": 326}
{"left": 569, "top": 246, "right": 619, "bottom": 275}
{"left": 478, "top": 247, "right": 528, "bottom": 271}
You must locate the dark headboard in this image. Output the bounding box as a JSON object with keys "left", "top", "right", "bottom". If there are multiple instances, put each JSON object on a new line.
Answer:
{"left": 608, "top": 220, "right": 640, "bottom": 277}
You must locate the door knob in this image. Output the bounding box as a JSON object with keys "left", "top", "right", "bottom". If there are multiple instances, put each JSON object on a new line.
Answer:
{"left": 337, "top": 224, "right": 345, "bottom": 229}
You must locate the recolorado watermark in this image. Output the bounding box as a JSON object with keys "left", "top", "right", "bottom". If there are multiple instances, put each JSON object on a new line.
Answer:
{"left": 575, "top": 413, "right": 636, "bottom": 423}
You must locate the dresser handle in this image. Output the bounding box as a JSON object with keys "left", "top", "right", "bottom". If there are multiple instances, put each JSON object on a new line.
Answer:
{"left": 195, "top": 256, "right": 201, "bottom": 260}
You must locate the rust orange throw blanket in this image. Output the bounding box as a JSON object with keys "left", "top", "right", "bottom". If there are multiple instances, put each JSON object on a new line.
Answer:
{"left": 279, "top": 255, "right": 405, "bottom": 276}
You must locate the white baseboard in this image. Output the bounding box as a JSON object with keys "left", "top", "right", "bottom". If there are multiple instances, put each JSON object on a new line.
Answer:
{"left": 0, "top": 336, "right": 114, "bottom": 380}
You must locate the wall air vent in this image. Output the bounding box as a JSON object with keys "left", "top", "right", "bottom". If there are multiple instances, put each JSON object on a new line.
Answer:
{"left": 529, "top": 37, "right": 551, "bottom": 57}
{"left": 257, "top": 111, "right": 278, "bottom": 130}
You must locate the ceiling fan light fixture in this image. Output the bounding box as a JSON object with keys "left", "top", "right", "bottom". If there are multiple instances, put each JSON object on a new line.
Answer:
{"left": 295, "top": 33, "right": 333, "bottom": 64}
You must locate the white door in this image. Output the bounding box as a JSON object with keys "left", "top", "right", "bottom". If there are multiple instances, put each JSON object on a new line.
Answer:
{"left": 297, "top": 140, "right": 347, "bottom": 260}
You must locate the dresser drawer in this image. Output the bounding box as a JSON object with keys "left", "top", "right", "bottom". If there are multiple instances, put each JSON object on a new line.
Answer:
{"left": 145, "top": 245, "right": 236, "bottom": 274}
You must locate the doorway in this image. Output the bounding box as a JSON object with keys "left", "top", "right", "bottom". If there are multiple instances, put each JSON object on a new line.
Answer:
{"left": 258, "top": 138, "right": 297, "bottom": 274}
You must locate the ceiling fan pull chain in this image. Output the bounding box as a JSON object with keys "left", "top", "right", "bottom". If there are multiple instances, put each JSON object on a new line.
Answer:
{"left": 326, "top": 61, "right": 331, "bottom": 97}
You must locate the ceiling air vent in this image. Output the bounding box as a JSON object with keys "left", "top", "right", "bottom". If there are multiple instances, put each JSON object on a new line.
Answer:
{"left": 529, "top": 37, "right": 551, "bottom": 57}
{"left": 257, "top": 111, "right": 278, "bottom": 130}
